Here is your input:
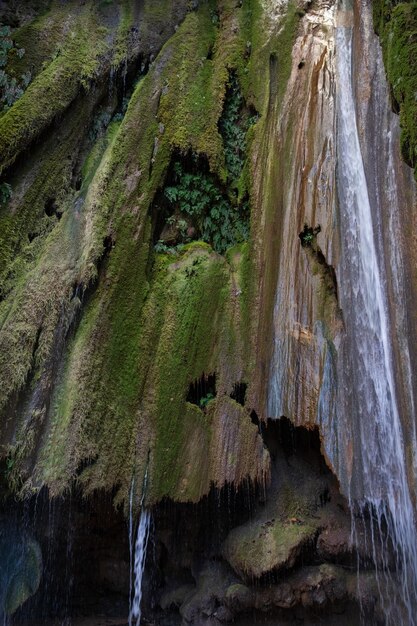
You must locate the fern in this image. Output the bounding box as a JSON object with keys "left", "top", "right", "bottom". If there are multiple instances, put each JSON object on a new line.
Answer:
{"left": 164, "top": 160, "right": 248, "bottom": 254}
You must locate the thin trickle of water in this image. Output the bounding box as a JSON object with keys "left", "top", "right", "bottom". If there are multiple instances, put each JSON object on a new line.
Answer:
{"left": 336, "top": 21, "right": 417, "bottom": 624}
{"left": 128, "top": 478, "right": 135, "bottom": 622}
{"left": 129, "top": 509, "right": 151, "bottom": 626}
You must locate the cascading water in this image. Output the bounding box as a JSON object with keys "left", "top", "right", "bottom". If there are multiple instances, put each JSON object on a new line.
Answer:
{"left": 267, "top": 0, "right": 417, "bottom": 619}
{"left": 129, "top": 509, "right": 151, "bottom": 626}
{"left": 336, "top": 11, "right": 417, "bottom": 623}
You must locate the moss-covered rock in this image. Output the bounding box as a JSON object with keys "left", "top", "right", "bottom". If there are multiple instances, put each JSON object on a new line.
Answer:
{"left": 0, "top": 0, "right": 300, "bottom": 508}
{"left": 373, "top": 0, "right": 417, "bottom": 176}
{"left": 223, "top": 516, "right": 318, "bottom": 580}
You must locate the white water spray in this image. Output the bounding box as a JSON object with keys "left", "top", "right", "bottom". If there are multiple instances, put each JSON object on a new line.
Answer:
{"left": 336, "top": 21, "right": 417, "bottom": 623}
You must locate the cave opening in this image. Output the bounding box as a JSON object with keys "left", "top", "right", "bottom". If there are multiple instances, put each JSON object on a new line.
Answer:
{"left": 3, "top": 420, "right": 375, "bottom": 626}
{"left": 149, "top": 71, "right": 257, "bottom": 257}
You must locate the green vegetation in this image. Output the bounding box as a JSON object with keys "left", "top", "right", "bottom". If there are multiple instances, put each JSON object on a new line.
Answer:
{"left": 0, "top": 24, "right": 30, "bottom": 111}
{"left": 374, "top": 0, "right": 417, "bottom": 175}
{"left": 220, "top": 72, "right": 257, "bottom": 181}
{"left": 199, "top": 392, "right": 215, "bottom": 409}
{"left": 163, "top": 159, "right": 249, "bottom": 254}
{"left": 299, "top": 224, "right": 321, "bottom": 248}
{"left": 0, "top": 181, "right": 11, "bottom": 205}
{"left": 158, "top": 72, "right": 254, "bottom": 255}
{"left": 0, "top": 0, "right": 301, "bottom": 507}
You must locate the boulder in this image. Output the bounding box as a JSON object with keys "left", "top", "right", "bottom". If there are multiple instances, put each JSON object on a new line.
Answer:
{"left": 0, "top": 525, "right": 42, "bottom": 616}
{"left": 223, "top": 516, "right": 318, "bottom": 579}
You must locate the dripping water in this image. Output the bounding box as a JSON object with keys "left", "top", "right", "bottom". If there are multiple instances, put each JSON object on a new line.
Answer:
{"left": 129, "top": 479, "right": 135, "bottom": 622}
{"left": 129, "top": 510, "right": 151, "bottom": 626}
{"left": 336, "top": 17, "right": 417, "bottom": 624}
{"left": 129, "top": 466, "right": 151, "bottom": 626}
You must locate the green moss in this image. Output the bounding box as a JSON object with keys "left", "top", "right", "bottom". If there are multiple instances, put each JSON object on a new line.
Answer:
{"left": 112, "top": 0, "right": 136, "bottom": 68}
{"left": 156, "top": 6, "right": 222, "bottom": 170}
{"left": 240, "top": 0, "right": 299, "bottom": 114}
{"left": 0, "top": 2, "right": 112, "bottom": 174}
{"left": 150, "top": 251, "right": 228, "bottom": 498}
{"left": 5, "top": 4, "right": 68, "bottom": 83}
{"left": 224, "top": 516, "right": 318, "bottom": 579}
{"left": 0, "top": 93, "right": 99, "bottom": 301}
{"left": 374, "top": 0, "right": 417, "bottom": 175}
{"left": 0, "top": 0, "right": 296, "bottom": 505}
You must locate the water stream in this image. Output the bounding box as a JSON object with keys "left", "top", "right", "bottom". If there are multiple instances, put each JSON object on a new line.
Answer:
{"left": 267, "top": 0, "right": 417, "bottom": 620}
{"left": 336, "top": 17, "right": 417, "bottom": 624}
{"left": 128, "top": 509, "right": 151, "bottom": 626}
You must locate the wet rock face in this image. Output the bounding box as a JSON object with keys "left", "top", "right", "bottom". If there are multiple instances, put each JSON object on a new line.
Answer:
{"left": 0, "top": 420, "right": 384, "bottom": 625}
{"left": 0, "top": 523, "right": 42, "bottom": 617}
{"left": 0, "top": 0, "right": 49, "bottom": 27}
{"left": 148, "top": 419, "right": 382, "bottom": 625}
{"left": 3, "top": 491, "right": 131, "bottom": 623}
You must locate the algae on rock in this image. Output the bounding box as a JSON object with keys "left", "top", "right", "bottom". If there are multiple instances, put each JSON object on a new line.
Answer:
{"left": 0, "top": 0, "right": 302, "bottom": 509}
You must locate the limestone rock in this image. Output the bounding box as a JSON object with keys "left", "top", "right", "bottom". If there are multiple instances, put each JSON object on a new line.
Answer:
{"left": 179, "top": 561, "right": 237, "bottom": 624}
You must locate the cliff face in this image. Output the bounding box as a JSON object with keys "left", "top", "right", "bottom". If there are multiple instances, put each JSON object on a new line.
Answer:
{"left": 0, "top": 0, "right": 278, "bottom": 506}
{"left": 1, "top": 0, "right": 417, "bottom": 624}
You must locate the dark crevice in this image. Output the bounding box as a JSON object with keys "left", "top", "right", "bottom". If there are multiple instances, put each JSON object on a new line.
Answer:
{"left": 299, "top": 223, "right": 321, "bottom": 247}
{"left": 230, "top": 382, "right": 247, "bottom": 406}
{"left": 44, "top": 197, "right": 62, "bottom": 220}
{"left": 250, "top": 409, "right": 260, "bottom": 428}
{"left": 299, "top": 223, "right": 340, "bottom": 306}
{"left": 260, "top": 416, "right": 330, "bottom": 476}
{"left": 27, "top": 231, "right": 38, "bottom": 243}
{"left": 250, "top": 409, "right": 264, "bottom": 439}
{"left": 268, "top": 53, "right": 278, "bottom": 110}
{"left": 186, "top": 373, "right": 216, "bottom": 409}
{"left": 103, "top": 234, "right": 115, "bottom": 256}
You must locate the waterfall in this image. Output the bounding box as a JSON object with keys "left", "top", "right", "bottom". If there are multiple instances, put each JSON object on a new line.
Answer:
{"left": 336, "top": 19, "right": 417, "bottom": 624}
{"left": 129, "top": 509, "right": 151, "bottom": 626}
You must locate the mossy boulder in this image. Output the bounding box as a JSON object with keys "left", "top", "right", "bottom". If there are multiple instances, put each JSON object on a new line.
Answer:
{"left": 223, "top": 516, "right": 318, "bottom": 580}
